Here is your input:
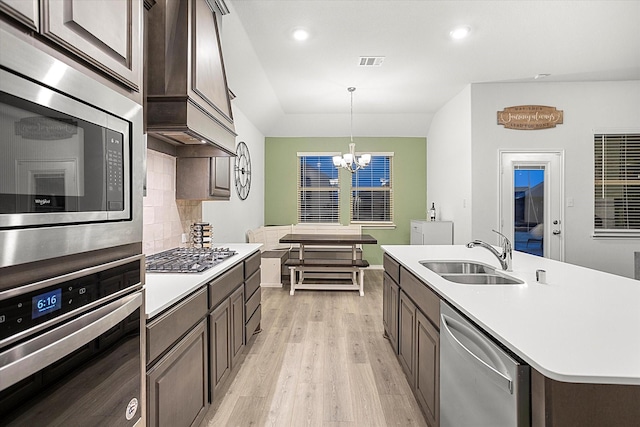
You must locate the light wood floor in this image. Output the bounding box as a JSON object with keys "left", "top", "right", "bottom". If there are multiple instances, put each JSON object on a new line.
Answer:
{"left": 199, "top": 270, "right": 427, "bottom": 427}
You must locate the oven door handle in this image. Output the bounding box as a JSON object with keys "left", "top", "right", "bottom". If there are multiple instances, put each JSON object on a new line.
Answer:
{"left": 0, "top": 291, "right": 142, "bottom": 391}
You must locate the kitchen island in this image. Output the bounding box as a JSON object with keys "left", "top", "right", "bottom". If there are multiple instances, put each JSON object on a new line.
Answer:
{"left": 144, "top": 243, "right": 261, "bottom": 427}
{"left": 382, "top": 244, "right": 640, "bottom": 426}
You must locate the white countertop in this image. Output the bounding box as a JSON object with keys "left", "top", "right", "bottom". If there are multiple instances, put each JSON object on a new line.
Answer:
{"left": 382, "top": 245, "right": 640, "bottom": 385}
{"left": 144, "top": 244, "right": 261, "bottom": 319}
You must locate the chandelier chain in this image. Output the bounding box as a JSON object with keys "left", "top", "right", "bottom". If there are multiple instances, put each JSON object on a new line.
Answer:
{"left": 350, "top": 87, "right": 354, "bottom": 143}
{"left": 333, "top": 86, "right": 370, "bottom": 173}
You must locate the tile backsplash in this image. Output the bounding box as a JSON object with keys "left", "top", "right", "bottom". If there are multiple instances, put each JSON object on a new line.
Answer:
{"left": 143, "top": 149, "right": 202, "bottom": 254}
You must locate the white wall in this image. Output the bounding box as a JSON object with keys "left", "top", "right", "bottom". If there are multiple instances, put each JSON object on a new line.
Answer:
{"left": 202, "top": 106, "right": 265, "bottom": 243}
{"left": 219, "top": 1, "right": 283, "bottom": 135}
{"left": 426, "top": 85, "right": 473, "bottom": 244}
{"left": 267, "top": 112, "right": 432, "bottom": 138}
{"left": 470, "top": 80, "right": 640, "bottom": 278}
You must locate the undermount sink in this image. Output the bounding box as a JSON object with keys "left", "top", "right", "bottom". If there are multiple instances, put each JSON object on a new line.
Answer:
{"left": 440, "top": 273, "right": 524, "bottom": 285}
{"left": 420, "top": 260, "right": 524, "bottom": 285}
{"left": 420, "top": 260, "right": 495, "bottom": 274}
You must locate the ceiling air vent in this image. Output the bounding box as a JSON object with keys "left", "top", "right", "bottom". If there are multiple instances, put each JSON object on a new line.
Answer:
{"left": 358, "top": 56, "right": 385, "bottom": 67}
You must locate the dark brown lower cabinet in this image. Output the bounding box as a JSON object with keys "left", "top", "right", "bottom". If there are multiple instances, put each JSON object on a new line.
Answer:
{"left": 415, "top": 309, "right": 439, "bottom": 427}
{"left": 147, "top": 319, "right": 209, "bottom": 427}
{"left": 397, "top": 288, "right": 440, "bottom": 427}
{"left": 210, "top": 285, "right": 245, "bottom": 397}
{"left": 210, "top": 299, "right": 231, "bottom": 391}
{"left": 398, "top": 291, "right": 416, "bottom": 388}
{"left": 230, "top": 286, "right": 245, "bottom": 368}
{"left": 383, "top": 272, "right": 399, "bottom": 353}
{"left": 531, "top": 369, "right": 640, "bottom": 427}
{"left": 243, "top": 262, "right": 262, "bottom": 341}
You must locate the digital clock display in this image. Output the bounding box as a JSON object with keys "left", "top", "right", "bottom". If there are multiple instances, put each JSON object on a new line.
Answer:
{"left": 32, "top": 288, "right": 62, "bottom": 319}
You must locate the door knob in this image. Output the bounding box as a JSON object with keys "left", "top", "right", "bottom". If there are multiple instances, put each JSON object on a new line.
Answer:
{"left": 552, "top": 230, "right": 561, "bottom": 235}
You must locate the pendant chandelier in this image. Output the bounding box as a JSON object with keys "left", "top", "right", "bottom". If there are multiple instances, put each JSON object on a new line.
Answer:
{"left": 333, "top": 87, "right": 371, "bottom": 173}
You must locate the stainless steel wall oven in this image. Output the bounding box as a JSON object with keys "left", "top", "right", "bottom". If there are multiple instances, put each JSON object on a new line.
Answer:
{"left": 0, "top": 256, "right": 145, "bottom": 426}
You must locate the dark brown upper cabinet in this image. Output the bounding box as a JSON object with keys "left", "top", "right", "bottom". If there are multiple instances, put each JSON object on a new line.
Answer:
{"left": 0, "top": 0, "right": 143, "bottom": 93}
{"left": 0, "top": 0, "right": 39, "bottom": 31}
{"left": 146, "top": 0, "right": 236, "bottom": 155}
{"left": 176, "top": 156, "right": 231, "bottom": 200}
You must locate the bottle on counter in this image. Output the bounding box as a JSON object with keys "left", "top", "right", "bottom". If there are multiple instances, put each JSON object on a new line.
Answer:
{"left": 428, "top": 203, "right": 436, "bottom": 221}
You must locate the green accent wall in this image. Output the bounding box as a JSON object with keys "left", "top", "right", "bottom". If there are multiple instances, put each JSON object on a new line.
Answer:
{"left": 265, "top": 137, "right": 427, "bottom": 265}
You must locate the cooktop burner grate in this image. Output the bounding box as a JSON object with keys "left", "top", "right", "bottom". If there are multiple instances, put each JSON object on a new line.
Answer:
{"left": 145, "top": 247, "right": 237, "bottom": 273}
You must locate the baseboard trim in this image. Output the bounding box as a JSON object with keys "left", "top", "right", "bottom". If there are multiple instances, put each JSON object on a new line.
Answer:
{"left": 261, "top": 282, "right": 283, "bottom": 288}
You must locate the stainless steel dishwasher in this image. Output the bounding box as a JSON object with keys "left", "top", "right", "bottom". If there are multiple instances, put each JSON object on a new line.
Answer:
{"left": 440, "top": 302, "right": 530, "bottom": 426}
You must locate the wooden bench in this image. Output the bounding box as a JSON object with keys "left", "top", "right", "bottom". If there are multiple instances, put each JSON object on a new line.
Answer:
{"left": 285, "top": 258, "right": 370, "bottom": 296}
{"left": 247, "top": 224, "right": 363, "bottom": 287}
{"left": 260, "top": 248, "right": 363, "bottom": 287}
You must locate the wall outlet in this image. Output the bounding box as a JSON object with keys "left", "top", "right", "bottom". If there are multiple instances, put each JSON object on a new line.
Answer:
{"left": 181, "top": 233, "right": 188, "bottom": 243}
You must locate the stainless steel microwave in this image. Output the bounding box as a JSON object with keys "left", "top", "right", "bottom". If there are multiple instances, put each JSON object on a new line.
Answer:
{"left": 0, "top": 28, "right": 143, "bottom": 269}
{"left": 0, "top": 71, "right": 131, "bottom": 227}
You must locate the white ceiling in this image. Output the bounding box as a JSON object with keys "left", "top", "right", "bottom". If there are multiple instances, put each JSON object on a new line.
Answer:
{"left": 223, "top": 0, "right": 640, "bottom": 136}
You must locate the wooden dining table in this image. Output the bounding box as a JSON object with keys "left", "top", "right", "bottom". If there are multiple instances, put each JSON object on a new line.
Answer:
{"left": 279, "top": 233, "right": 378, "bottom": 295}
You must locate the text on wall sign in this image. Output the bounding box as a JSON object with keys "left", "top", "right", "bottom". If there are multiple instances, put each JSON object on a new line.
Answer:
{"left": 497, "top": 105, "right": 563, "bottom": 130}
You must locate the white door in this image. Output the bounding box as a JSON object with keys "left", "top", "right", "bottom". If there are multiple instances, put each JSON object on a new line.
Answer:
{"left": 499, "top": 151, "right": 564, "bottom": 261}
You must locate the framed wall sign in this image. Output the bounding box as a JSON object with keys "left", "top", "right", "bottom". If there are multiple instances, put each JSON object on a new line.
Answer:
{"left": 497, "top": 105, "right": 563, "bottom": 130}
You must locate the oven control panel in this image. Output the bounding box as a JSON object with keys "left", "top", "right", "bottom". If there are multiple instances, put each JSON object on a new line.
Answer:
{"left": 0, "top": 261, "right": 140, "bottom": 342}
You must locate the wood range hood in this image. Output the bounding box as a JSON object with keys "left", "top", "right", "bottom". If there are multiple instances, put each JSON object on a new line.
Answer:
{"left": 146, "top": 0, "right": 236, "bottom": 157}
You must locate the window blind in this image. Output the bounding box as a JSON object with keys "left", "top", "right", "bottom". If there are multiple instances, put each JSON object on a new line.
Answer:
{"left": 594, "top": 133, "right": 640, "bottom": 235}
{"left": 351, "top": 155, "right": 393, "bottom": 224}
{"left": 297, "top": 154, "right": 340, "bottom": 223}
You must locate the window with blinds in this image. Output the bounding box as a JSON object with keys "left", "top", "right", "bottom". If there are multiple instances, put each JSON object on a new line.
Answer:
{"left": 351, "top": 154, "right": 393, "bottom": 224}
{"left": 297, "top": 154, "right": 340, "bottom": 223}
{"left": 594, "top": 133, "right": 640, "bottom": 235}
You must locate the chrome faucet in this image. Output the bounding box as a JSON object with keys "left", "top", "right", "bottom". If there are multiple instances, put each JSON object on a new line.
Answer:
{"left": 466, "top": 230, "right": 513, "bottom": 271}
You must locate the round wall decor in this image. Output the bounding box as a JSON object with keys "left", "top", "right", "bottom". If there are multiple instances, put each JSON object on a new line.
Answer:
{"left": 234, "top": 141, "right": 251, "bottom": 200}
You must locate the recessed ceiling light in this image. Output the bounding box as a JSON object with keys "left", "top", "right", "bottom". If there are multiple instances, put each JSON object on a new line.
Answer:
{"left": 292, "top": 28, "right": 310, "bottom": 41}
{"left": 450, "top": 26, "right": 471, "bottom": 40}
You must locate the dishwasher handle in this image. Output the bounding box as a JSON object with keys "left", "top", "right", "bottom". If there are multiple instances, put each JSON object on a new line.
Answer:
{"left": 440, "top": 312, "right": 513, "bottom": 394}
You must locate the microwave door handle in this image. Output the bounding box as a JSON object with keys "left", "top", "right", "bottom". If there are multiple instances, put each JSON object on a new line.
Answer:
{"left": 0, "top": 292, "right": 141, "bottom": 391}
{"left": 440, "top": 313, "right": 513, "bottom": 394}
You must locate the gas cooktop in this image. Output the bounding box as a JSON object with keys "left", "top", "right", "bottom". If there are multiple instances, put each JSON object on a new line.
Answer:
{"left": 145, "top": 247, "right": 237, "bottom": 273}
